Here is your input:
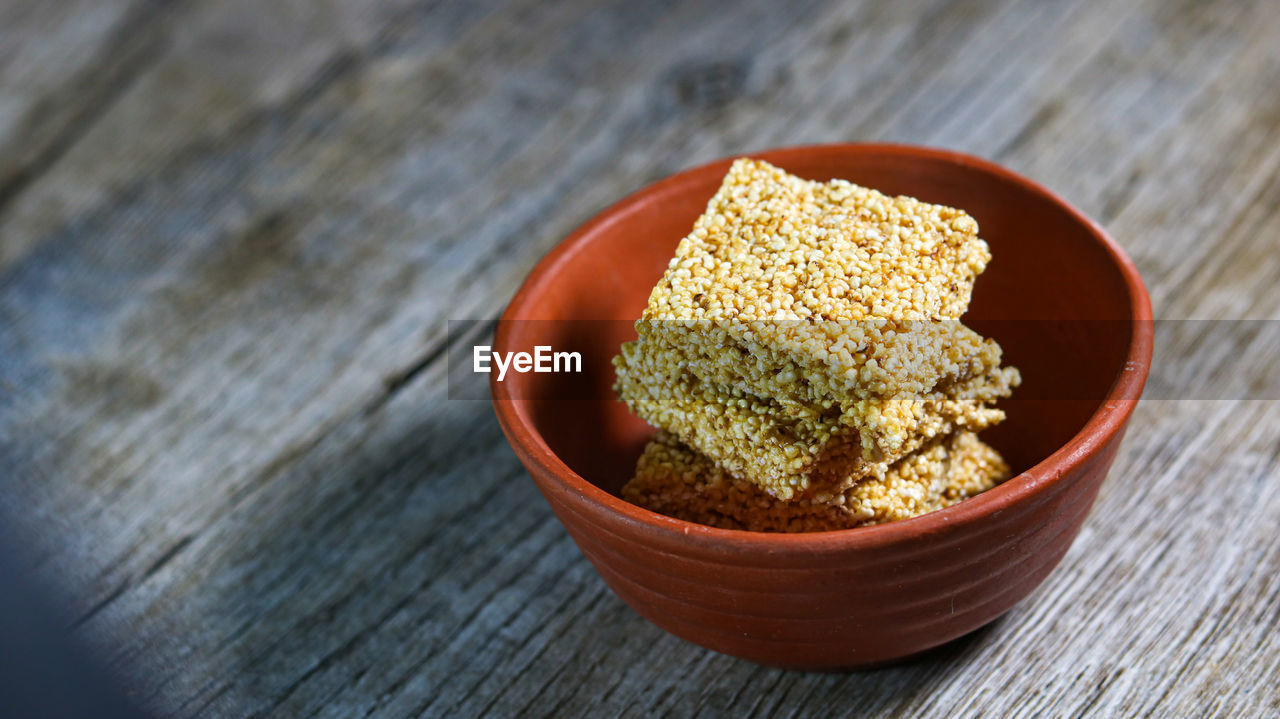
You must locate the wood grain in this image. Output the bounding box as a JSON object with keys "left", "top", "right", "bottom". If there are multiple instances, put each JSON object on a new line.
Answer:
{"left": 1, "top": 0, "right": 1278, "bottom": 716}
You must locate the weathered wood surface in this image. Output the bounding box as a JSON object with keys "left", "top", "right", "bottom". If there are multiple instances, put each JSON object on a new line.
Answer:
{"left": 1, "top": 0, "right": 1278, "bottom": 716}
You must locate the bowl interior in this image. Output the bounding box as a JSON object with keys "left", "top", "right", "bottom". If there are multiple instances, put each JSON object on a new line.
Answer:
{"left": 502, "top": 147, "right": 1137, "bottom": 498}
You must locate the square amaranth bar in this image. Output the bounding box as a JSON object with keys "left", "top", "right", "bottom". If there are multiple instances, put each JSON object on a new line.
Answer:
{"left": 614, "top": 342, "right": 1015, "bottom": 498}
{"left": 622, "top": 431, "right": 1009, "bottom": 533}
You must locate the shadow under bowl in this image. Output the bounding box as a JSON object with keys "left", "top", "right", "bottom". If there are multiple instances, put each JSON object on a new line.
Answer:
{"left": 491, "top": 143, "right": 1153, "bottom": 670}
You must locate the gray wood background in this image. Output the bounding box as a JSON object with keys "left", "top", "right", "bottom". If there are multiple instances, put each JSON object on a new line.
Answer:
{"left": 1, "top": 0, "right": 1278, "bottom": 716}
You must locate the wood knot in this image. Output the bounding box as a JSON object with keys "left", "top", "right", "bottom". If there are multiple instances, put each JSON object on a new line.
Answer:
{"left": 667, "top": 58, "right": 751, "bottom": 110}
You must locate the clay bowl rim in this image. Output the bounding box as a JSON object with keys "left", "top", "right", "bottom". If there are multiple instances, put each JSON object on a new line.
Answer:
{"left": 491, "top": 142, "right": 1153, "bottom": 556}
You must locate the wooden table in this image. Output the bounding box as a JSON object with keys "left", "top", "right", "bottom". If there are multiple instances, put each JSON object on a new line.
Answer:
{"left": 2, "top": 0, "right": 1278, "bottom": 716}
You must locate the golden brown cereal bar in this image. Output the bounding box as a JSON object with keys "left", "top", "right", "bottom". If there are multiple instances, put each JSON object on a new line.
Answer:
{"left": 634, "top": 158, "right": 998, "bottom": 398}
{"left": 622, "top": 431, "right": 1009, "bottom": 533}
{"left": 644, "top": 158, "right": 990, "bottom": 324}
{"left": 613, "top": 340, "right": 1016, "bottom": 499}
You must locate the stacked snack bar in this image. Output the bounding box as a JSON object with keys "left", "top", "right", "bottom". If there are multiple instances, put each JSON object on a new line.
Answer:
{"left": 614, "top": 158, "right": 1019, "bottom": 531}
{"left": 623, "top": 431, "right": 1008, "bottom": 533}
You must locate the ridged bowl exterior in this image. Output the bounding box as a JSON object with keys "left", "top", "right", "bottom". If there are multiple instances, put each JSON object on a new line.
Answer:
{"left": 492, "top": 144, "right": 1152, "bottom": 669}
{"left": 504, "top": 427, "right": 1123, "bottom": 668}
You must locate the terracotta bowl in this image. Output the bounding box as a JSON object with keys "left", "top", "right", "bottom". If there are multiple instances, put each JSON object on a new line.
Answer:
{"left": 490, "top": 144, "right": 1152, "bottom": 669}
